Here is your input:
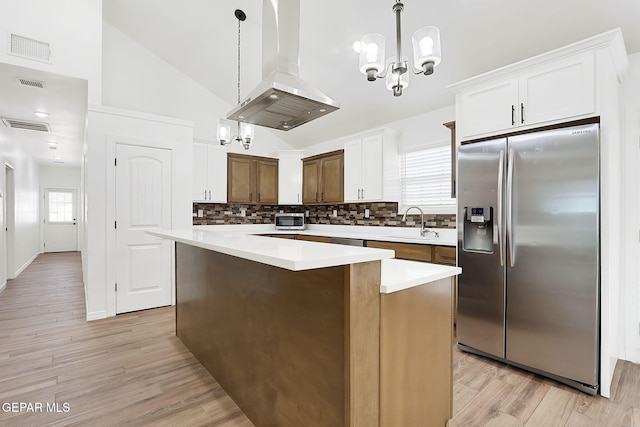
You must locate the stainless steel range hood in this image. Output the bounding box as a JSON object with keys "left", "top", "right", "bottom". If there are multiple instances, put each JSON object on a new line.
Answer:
{"left": 226, "top": 0, "right": 339, "bottom": 131}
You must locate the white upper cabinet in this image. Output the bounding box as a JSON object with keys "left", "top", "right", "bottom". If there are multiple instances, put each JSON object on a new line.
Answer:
{"left": 277, "top": 151, "right": 304, "bottom": 205}
{"left": 192, "top": 141, "right": 226, "bottom": 203}
{"left": 451, "top": 48, "right": 601, "bottom": 141}
{"left": 343, "top": 129, "right": 399, "bottom": 203}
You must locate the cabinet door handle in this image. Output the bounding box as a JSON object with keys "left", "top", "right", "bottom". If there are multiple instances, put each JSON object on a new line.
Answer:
{"left": 208, "top": 190, "right": 211, "bottom": 200}
{"left": 204, "top": 190, "right": 207, "bottom": 200}
{"left": 511, "top": 105, "right": 515, "bottom": 126}
{"left": 258, "top": 192, "right": 261, "bottom": 202}
{"left": 361, "top": 188, "right": 364, "bottom": 200}
{"left": 315, "top": 192, "right": 318, "bottom": 202}
{"left": 321, "top": 192, "right": 324, "bottom": 201}
{"left": 250, "top": 192, "right": 253, "bottom": 202}
{"left": 520, "top": 103, "right": 525, "bottom": 124}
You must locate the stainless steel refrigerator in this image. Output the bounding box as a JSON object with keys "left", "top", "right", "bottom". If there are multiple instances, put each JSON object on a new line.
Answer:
{"left": 457, "top": 123, "right": 600, "bottom": 394}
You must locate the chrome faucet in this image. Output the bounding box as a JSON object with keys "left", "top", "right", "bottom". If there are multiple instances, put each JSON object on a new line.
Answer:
{"left": 402, "top": 206, "right": 427, "bottom": 237}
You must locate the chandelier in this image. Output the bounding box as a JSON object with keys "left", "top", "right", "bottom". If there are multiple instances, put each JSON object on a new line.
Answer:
{"left": 356, "top": 1, "right": 441, "bottom": 96}
{"left": 218, "top": 9, "right": 254, "bottom": 150}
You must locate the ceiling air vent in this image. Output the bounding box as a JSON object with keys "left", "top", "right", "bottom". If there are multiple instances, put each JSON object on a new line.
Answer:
{"left": 9, "top": 33, "right": 51, "bottom": 63}
{"left": 1, "top": 118, "right": 51, "bottom": 132}
{"left": 16, "top": 77, "right": 46, "bottom": 89}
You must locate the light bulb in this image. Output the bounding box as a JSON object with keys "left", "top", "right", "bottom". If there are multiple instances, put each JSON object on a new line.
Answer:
{"left": 419, "top": 37, "right": 434, "bottom": 57}
{"left": 365, "top": 43, "right": 379, "bottom": 63}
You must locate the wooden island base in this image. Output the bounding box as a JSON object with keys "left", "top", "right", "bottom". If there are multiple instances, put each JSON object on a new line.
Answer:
{"left": 175, "top": 242, "right": 453, "bottom": 427}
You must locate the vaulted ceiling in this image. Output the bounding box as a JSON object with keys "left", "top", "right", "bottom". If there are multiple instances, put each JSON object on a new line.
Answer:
{"left": 103, "top": 0, "right": 640, "bottom": 148}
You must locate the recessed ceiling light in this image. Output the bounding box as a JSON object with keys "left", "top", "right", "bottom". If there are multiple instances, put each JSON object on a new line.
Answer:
{"left": 47, "top": 141, "right": 57, "bottom": 147}
{"left": 319, "top": 108, "right": 326, "bottom": 113}
{"left": 269, "top": 93, "right": 279, "bottom": 100}
{"left": 34, "top": 111, "right": 49, "bottom": 118}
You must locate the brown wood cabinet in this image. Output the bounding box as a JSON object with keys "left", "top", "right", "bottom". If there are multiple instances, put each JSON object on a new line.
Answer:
{"left": 296, "top": 235, "right": 332, "bottom": 243}
{"left": 366, "top": 240, "right": 433, "bottom": 262}
{"left": 433, "top": 245, "right": 456, "bottom": 266}
{"left": 302, "top": 150, "right": 344, "bottom": 204}
{"left": 227, "top": 153, "right": 278, "bottom": 204}
{"left": 366, "top": 240, "right": 457, "bottom": 266}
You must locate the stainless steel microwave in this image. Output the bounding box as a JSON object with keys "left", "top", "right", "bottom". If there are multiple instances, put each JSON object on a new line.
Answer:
{"left": 275, "top": 213, "right": 305, "bottom": 230}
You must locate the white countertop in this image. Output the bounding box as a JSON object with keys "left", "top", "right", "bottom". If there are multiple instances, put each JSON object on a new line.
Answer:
{"left": 194, "top": 224, "right": 458, "bottom": 247}
{"left": 148, "top": 228, "right": 395, "bottom": 271}
{"left": 150, "top": 226, "right": 461, "bottom": 294}
{"left": 381, "top": 259, "right": 461, "bottom": 294}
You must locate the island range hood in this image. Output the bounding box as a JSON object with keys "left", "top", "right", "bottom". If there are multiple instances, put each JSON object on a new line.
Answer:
{"left": 226, "top": 0, "right": 340, "bottom": 131}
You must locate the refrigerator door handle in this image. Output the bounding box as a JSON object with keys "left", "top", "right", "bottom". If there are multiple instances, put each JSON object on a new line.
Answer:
{"left": 497, "top": 150, "right": 505, "bottom": 267}
{"left": 507, "top": 148, "right": 515, "bottom": 267}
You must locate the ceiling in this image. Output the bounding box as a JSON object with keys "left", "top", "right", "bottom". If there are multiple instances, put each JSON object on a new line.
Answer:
{"left": 2, "top": 0, "right": 639, "bottom": 167}
{"left": 102, "top": 0, "right": 640, "bottom": 149}
{"left": 0, "top": 63, "right": 87, "bottom": 167}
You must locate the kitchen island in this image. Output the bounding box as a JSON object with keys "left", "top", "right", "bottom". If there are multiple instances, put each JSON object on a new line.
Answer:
{"left": 149, "top": 229, "right": 461, "bottom": 427}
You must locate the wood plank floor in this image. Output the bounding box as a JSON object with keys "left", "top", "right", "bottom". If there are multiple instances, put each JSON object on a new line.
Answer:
{"left": 0, "top": 252, "right": 639, "bottom": 426}
{"left": 0, "top": 252, "right": 253, "bottom": 427}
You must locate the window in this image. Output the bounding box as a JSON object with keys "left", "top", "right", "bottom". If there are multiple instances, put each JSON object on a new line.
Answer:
{"left": 400, "top": 145, "right": 455, "bottom": 213}
{"left": 48, "top": 191, "right": 74, "bottom": 223}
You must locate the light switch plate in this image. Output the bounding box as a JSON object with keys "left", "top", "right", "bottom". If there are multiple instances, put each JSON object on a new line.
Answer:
{"left": 305, "top": 210, "right": 309, "bottom": 217}
{"left": 197, "top": 209, "right": 204, "bottom": 218}
{"left": 333, "top": 209, "right": 337, "bottom": 217}
{"left": 364, "top": 208, "right": 370, "bottom": 218}
{"left": 240, "top": 209, "right": 246, "bottom": 217}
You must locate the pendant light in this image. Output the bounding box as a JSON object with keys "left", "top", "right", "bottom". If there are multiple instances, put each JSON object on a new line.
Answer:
{"left": 356, "top": 1, "right": 441, "bottom": 96}
{"left": 218, "top": 9, "right": 254, "bottom": 150}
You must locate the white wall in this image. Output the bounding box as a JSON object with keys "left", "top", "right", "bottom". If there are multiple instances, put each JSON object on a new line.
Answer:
{"left": 101, "top": 22, "right": 293, "bottom": 157}
{"left": 621, "top": 52, "right": 640, "bottom": 363}
{"left": 0, "top": 137, "right": 41, "bottom": 283}
{"left": 83, "top": 106, "right": 193, "bottom": 320}
{"left": 0, "top": 0, "right": 102, "bottom": 104}
{"left": 39, "top": 165, "right": 81, "bottom": 252}
{"left": 301, "top": 105, "right": 455, "bottom": 156}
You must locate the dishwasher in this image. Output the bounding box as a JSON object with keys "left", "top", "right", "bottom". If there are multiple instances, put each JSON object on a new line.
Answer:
{"left": 329, "top": 237, "right": 365, "bottom": 247}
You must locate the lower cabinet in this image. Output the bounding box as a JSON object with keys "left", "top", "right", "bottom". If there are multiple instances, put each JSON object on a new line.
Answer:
{"left": 365, "top": 240, "right": 456, "bottom": 266}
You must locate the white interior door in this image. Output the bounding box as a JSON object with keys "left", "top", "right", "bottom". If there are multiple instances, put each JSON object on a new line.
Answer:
{"left": 44, "top": 189, "right": 77, "bottom": 252}
{"left": 115, "top": 143, "right": 172, "bottom": 314}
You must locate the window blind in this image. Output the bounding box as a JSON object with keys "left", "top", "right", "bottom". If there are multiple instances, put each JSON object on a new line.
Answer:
{"left": 400, "top": 145, "right": 455, "bottom": 212}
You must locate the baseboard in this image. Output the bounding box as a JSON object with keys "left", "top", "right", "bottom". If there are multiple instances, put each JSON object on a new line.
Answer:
{"left": 86, "top": 310, "right": 108, "bottom": 321}
{"left": 12, "top": 252, "right": 39, "bottom": 278}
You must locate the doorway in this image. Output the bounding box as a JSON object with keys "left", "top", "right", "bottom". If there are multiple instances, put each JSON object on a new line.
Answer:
{"left": 4, "top": 165, "right": 15, "bottom": 282}
{"left": 44, "top": 188, "right": 78, "bottom": 252}
{"left": 115, "top": 143, "right": 172, "bottom": 314}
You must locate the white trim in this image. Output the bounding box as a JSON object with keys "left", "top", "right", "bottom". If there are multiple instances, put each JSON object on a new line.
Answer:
{"left": 13, "top": 252, "right": 38, "bottom": 278}
{"left": 448, "top": 28, "right": 628, "bottom": 92}
{"left": 398, "top": 138, "right": 449, "bottom": 155}
{"left": 88, "top": 105, "right": 194, "bottom": 128}
{"left": 86, "top": 310, "right": 108, "bottom": 321}
{"left": 0, "top": 281, "right": 6, "bottom": 293}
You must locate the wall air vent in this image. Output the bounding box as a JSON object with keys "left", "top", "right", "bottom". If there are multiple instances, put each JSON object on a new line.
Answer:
{"left": 16, "top": 77, "right": 46, "bottom": 89}
{"left": 1, "top": 117, "right": 51, "bottom": 132}
{"left": 9, "top": 33, "right": 51, "bottom": 63}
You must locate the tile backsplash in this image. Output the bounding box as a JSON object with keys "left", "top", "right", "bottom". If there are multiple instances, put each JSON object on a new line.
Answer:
{"left": 193, "top": 202, "right": 456, "bottom": 228}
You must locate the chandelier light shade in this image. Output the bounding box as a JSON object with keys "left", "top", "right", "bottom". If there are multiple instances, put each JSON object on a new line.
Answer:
{"left": 217, "top": 123, "right": 231, "bottom": 145}
{"left": 357, "top": 1, "right": 441, "bottom": 96}
{"left": 412, "top": 26, "right": 441, "bottom": 74}
{"left": 358, "top": 34, "right": 386, "bottom": 81}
